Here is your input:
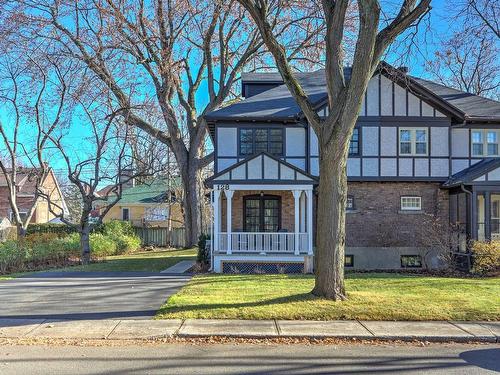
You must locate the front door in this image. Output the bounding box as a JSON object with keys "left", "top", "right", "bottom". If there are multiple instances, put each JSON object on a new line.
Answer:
{"left": 244, "top": 195, "right": 281, "bottom": 232}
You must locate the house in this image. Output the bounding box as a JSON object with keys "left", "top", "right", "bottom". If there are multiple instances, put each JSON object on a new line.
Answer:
{"left": 204, "top": 62, "right": 500, "bottom": 273}
{"left": 94, "top": 179, "right": 184, "bottom": 228}
{"left": 0, "top": 167, "right": 68, "bottom": 224}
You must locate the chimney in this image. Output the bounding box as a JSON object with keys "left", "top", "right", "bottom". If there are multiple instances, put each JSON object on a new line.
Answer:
{"left": 120, "top": 168, "right": 135, "bottom": 189}
{"left": 397, "top": 66, "right": 409, "bottom": 74}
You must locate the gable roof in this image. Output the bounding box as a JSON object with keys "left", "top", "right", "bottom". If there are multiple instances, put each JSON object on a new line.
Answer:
{"left": 206, "top": 152, "right": 318, "bottom": 186}
{"left": 442, "top": 159, "right": 500, "bottom": 188}
{"left": 205, "top": 63, "right": 500, "bottom": 126}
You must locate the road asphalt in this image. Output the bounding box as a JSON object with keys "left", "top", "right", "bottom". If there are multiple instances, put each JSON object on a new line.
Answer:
{"left": 0, "top": 343, "right": 498, "bottom": 374}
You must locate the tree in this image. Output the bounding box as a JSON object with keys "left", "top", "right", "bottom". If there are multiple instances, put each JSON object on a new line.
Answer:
{"left": 454, "top": 0, "right": 499, "bottom": 39}
{"left": 237, "top": 0, "right": 431, "bottom": 299}
{"left": 0, "top": 56, "right": 67, "bottom": 236}
{"left": 426, "top": 31, "right": 499, "bottom": 99}
{"left": 39, "top": 101, "right": 165, "bottom": 264}
{"left": 4, "top": 0, "right": 324, "bottom": 246}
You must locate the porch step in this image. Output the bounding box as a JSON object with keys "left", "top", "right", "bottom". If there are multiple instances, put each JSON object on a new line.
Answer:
{"left": 160, "top": 260, "right": 196, "bottom": 274}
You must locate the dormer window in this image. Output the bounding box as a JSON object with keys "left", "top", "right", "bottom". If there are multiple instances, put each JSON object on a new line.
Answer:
{"left": 239, "top": 128, "right": 283, "bottom": 157}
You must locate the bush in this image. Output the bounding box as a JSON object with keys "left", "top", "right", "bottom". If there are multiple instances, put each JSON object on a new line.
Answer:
{"left": 26, "top": 223, "right": 77, "bottom": 236}
{"left": 471, "top": 241, "right": 500, "bottom": 275}
{"left": 101, "top": 221, "right": 141, "bottom": 254}
{"left": 197, "top": 234, "right": 210, "bottom": 264}
{"left": 0, "top": 240, "right": 27, "bottom": 274}
{"left": 89, "top": 233, "right": 118, "bottom": 258}
{"left": 24, "top": 232, "right": 61, "bottom": 247}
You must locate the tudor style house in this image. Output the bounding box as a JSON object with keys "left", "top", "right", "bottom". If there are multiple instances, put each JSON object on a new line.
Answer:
{"left": 204, "top": 63, "right": 500, "bottom": 273}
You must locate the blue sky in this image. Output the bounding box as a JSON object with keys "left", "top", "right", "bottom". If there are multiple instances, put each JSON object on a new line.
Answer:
{"left": 0, "top": 0, "right": 462, "bottom": 178}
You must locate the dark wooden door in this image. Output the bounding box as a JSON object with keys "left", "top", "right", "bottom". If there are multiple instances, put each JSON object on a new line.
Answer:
{"left": 243, "top": 195, "right": 281, "bottom": 232}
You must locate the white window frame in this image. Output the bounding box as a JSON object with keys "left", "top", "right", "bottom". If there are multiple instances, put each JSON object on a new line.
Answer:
{"left": 346, "top": 195, "right": 355, "bottom": 211}
{"left": 400, "top": 196, "right": 422, "bottom": 211}
{"left": 10, "top": 211, "right": 28, "bottom": 223}
{"left": 471, "top": 129, "right": 500, "bottom": 157}
{"left": 399, "top": 128, "right": 428, "bottom": 156}
{"left": 121, "top": 207, "right": 130, "bottom": 221}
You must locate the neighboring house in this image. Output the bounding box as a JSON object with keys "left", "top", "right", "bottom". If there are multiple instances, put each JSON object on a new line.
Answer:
{"left": 0, "top": 168, "right": 68, "bottom": 225}
{"left": 94, "top": 179, "right": 183, "bottom": 228}
{"left": 204, "top": 62, "right": 500, "bottom": 273}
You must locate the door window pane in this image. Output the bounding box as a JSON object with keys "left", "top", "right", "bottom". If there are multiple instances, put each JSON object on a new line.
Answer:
{"left": 244, "top": 196, "right": 280, "bottom": 232}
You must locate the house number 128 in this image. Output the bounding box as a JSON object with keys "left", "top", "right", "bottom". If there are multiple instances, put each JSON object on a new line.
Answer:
{"left": 216, "top": 184, "right": 229, "bottom": 190}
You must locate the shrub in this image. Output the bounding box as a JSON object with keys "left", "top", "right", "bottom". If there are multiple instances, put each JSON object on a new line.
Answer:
{"left": 471, "top": 241, "right": 500, "bottom": 275}
{"left": 24, "top": 232, "right": 61, "bottom": 247}
{"left": 89, "top": 233, "right": 118, "bottom": 258}
{"left": 0, "top": 240, "right": 27, "bottom": 274}
{"left": 26, "top": 223, "right": 77, "bottom": 236}
{"left": 101, "top": 221, "right": 141, "bottom": 254}
{"left": 197, "top": 234, "right": 210, "bottom": 264}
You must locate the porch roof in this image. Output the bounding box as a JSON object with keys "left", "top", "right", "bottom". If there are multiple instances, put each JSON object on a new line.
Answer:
{"left": 206, "top": 152, "right": 318, "bottom": 187}
{"left": 442, "top": 158, "right": 500, "bottom": 188}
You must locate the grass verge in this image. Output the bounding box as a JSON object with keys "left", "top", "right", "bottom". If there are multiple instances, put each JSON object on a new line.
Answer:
{"left": 156, "top": 273, "right": 500, "bottom": 321}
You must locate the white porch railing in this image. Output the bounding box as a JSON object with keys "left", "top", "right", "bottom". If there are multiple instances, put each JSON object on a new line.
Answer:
{"left": 218, "top": 232, "right": 309, "bottom": 254}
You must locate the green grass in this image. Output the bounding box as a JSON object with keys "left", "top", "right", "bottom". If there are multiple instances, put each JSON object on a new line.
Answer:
{"left": 56, "top": 248, "right": 197, "bottom": 272}
{"left": 156, "top": 273, "right": 500, "bottom": 321}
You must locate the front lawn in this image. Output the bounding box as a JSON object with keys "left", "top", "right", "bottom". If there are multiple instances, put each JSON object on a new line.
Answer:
{"left": 156, "top": 273, "right": 500, "bottom": 321}
{"left": 56, "top": 248, "right": 197, "bottom": 272}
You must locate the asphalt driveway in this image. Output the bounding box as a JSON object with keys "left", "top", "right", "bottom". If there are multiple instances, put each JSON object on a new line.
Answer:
{"left": 0, "top": 272, "right": 191, "bottom": 320}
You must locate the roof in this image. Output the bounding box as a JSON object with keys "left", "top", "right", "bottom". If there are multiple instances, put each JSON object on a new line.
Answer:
{"left": 205, "top": 63, "right": 500, "bottom": 125}
{"left": 411, "top": 77, "right": 500, "bottom": 121}
{"left": 97, "top": 178, "right": 180, "bottom": 205}
{"left": 0, "top": 168, "right": 39, "bottom": 195}
{"left": 442, "top": 159, "right": 500, "bottom": 188}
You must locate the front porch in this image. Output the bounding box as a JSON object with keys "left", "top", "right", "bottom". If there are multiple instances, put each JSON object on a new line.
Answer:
{"left": 206, "top": 153, "right": 318, "bottom": 273}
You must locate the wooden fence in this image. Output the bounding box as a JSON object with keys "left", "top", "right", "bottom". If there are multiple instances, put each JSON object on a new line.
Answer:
{"left": 134, "top": 227, "right": 186, "bottom": 248}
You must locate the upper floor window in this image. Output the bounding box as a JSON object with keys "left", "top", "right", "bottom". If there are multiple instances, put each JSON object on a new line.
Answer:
{"left": 239, "top": 128, "right": 283, "bottom": 156}
{"left": 399, "top": 128, "right": 427, "bottom": 156}
{"left": 472, "top": 130, "right": 499, "bottom": 157}
{"left": 349, "top": 128, "right": 359, "bottom": 156}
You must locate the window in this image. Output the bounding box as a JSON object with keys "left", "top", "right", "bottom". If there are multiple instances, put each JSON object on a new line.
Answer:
{"left": 9, "top": 211, "right": 27, "bottom": 223}
{"left": 121, "top": 207, "right": 130, "bottom": 221}
{"left": 239, "top": 128, "right": 283, "bottom": 156}
{"left": 400, "top": 196, "right": 422, "bottom": 211}
{"left": 401, "top": 255, "right": 422, "bottom": 268}
{"left": 472, "top": 130, "right": 499, "bottom": 157}
{"left": 399, "top": 128, "right": 428, "bottom": 156}
{"left": 349, "top": 128, "right": 359, "bottom": 156}
{"left": 345, "top": 255, "right": 354, "bottom": 267}
{"left": 346, "top": 195, "right": 355, "bottom": 211}
{"left": 145, "top": 207, "right": 169, "bottom": 221}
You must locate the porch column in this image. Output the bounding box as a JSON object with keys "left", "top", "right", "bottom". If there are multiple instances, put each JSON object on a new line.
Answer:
{"left": 226, "top": 189, "right": 234, "bottom": 255}
{"left": 293, "top": 190, "right": 302, "bottom": 255}
{"left": 485, "top": 191, "right": 491, "bottom": 241}
{"left": 212, "top": 190, "right": 221, "bottom": 252}
{"left": 305, "top": 189, "right": 313, "bottom": 255}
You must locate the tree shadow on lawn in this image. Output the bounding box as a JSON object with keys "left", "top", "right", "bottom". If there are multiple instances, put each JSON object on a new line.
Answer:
{"left": 158, "top": 292, "right": 318, "bottom": 316}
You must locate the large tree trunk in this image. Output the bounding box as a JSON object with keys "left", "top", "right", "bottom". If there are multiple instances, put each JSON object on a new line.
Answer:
{"left": 181, "top": 161, "right": 204, "bottom": 248}
{"left": 312, "top": 141, "right": 348, "bottom": 300}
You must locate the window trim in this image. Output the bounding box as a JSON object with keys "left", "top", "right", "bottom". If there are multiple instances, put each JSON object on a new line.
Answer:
{"left": 399, "top": 127, "right": 428, "bottom": 156}
{"left": 400, "top": 255, "right": 423, "bottom": 268}
{"left": 121, "top": 207, "right": 130, "bottom": 221}
{"left": 471, "top": 129, "right": 500, "bottom": 157}
{"left": 400, "top": 196, "right": 422, "bottom": 211}
{"left": 238, "top": 128, "right": 284, "bottom": 157}
{"left": 10, "top": 210, "right": 28, "bottom": 223}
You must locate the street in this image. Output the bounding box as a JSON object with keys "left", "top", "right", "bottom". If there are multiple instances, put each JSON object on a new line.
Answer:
{"left": 0, "top": 342, "right": 498, "bottom": 374}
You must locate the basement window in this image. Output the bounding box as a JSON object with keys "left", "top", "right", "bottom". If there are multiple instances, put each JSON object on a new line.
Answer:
{"left": 401, "top": 255, "right": 422, "bottom": 268}
{"left": 400, "top": 196, "right": 422, "bottom": 211}
{"left": 345, "top": 255, "right": 354, "bottom": 267}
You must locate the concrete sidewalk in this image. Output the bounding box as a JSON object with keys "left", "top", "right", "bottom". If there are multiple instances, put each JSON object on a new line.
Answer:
{"left": 0, "top": 318, "right": 498, "bottom": 342}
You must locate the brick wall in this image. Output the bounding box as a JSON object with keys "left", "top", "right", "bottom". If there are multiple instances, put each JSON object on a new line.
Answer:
{"left": 345, "top": 182, "right": 449, "bottom": 247}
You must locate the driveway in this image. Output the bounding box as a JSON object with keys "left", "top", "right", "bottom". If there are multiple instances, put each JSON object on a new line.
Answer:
{"left": 0, "top": 272, "right": 191, "bottom": 320}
